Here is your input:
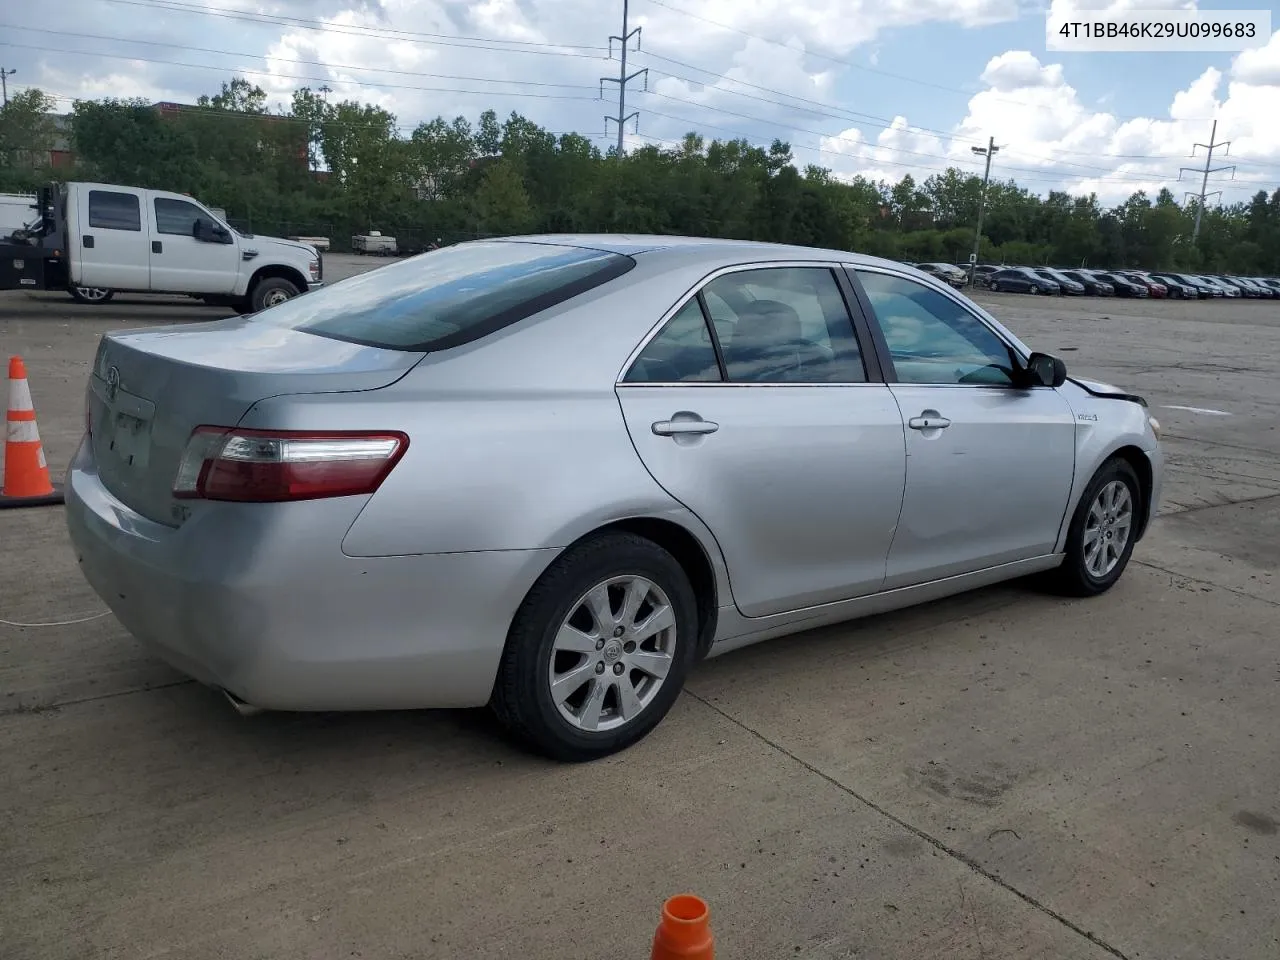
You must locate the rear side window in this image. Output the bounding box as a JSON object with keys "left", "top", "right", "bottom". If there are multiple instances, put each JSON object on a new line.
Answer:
{"left": 624, "top": 299, "right": 722, "bottom": 383}
{"left": 88, "top": 190, "right": 141, "bottom": 231}
{"left": 260, "top": 241, "right": 635, "bottom": 352}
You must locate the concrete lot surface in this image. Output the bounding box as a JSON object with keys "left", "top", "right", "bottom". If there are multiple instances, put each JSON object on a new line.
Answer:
{"left": 2, "top": 259, "right": 1278, "bottom": 959}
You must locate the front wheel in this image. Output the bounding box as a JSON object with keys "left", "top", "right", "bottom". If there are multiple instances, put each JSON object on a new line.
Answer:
{"left": 68, "top": 286, "right": 114, "bottom": 305}
{"left": 491, "top": 532, "right": 699, "bottom": 762}
{"left": 249, "top": 276, "right": 300, "bottom": 313}
{"left": 1047, "top": 457, "right": 1142, "bottom": 597}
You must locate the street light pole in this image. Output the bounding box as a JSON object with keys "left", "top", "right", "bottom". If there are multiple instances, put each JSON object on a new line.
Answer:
{"left": 969, "top": 136, "right": 1000, "bottom": 286}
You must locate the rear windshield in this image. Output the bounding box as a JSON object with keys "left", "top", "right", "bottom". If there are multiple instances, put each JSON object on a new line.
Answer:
{"left": 256, "top": 240, "right": 635, "bottom": 352}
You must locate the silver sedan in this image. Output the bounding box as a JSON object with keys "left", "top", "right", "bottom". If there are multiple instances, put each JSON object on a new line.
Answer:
{"left": 65, "top": 236, "right": 1164, "bottom": 761}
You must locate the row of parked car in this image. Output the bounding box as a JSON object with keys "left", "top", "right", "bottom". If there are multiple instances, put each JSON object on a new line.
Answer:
{"left": 907, "top": 261, "right": 1280, "bottom": 300}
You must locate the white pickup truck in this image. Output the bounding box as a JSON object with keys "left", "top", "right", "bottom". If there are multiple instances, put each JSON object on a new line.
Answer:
{"left": 1, "top": 182, "right": 323, "bottom": 312}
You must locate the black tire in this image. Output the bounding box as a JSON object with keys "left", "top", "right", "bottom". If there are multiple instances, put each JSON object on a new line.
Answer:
{"left": 68, "top": 286, "right": 114, "bottom": 305}
{"left": 991, "top": 281, "right": 1002, "bottom": 293}
{"left": 491, "top": 532, "right": 700, "bottom": 762}
{"left": 249, "top": 276, "right": 300, "bottom": 313}
{"left": 1047, "top": 457, "right": 1143, "bottom": 597}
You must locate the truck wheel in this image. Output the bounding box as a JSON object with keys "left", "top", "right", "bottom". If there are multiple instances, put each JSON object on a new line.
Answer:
{"left": 68, "top": 287, "right": 114, "bottom": 305}
{"left": 250, "top": 277, "right": 300, "bottom": 313}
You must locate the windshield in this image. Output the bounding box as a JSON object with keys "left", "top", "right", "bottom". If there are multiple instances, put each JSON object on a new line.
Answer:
{"left": 253, "top": 240, "right": 635, "bottom": 352}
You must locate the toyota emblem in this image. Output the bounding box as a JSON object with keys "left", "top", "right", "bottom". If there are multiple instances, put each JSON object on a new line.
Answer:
{"left": 105, "top": 365, "right": 120, "bottom": 402}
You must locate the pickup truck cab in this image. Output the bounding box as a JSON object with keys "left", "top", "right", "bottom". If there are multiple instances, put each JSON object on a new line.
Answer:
{"left": 61, "top": 182, "right": 323, "bottom": 311}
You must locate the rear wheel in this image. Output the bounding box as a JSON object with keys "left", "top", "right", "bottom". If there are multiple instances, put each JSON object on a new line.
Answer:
{"left": 68, "top": 286, "right": 113, "bottom": 305}
{"left": 249, "top": 276, "right": 300, "bottom": 313}
{"left": 491, "top": 532, "right": 699, "bottom": 762}
{"left": 1047, "top": 457, "right": 1142, "bottom": 597}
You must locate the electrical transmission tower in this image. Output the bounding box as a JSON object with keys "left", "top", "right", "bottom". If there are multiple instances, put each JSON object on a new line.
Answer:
{"left": 601, "top": 0, "right": 647, "bottom": 156}
{"left": 1179, "top": 120, "right": 1235, "bottom": 243}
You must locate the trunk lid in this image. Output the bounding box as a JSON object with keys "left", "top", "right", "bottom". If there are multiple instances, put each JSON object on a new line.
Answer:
{"left": 87, "top": 317, "right": 423, "bottom": 526}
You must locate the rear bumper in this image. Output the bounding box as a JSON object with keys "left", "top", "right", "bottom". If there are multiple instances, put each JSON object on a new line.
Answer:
{"left": 63, "top": 438, "right": 556, "bottom": 711}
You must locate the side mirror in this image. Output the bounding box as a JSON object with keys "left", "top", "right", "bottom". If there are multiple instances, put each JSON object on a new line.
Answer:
{"left": 1025, "top": 351, "right": 1068, "bottom": 388}
{"left": 193, "top": 218, "right": 231, "bottom": 243}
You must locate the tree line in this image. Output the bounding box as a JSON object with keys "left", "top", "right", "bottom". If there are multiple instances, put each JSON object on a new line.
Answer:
{"left": 2, "top": 78, "right": 1279, "bottom": 272}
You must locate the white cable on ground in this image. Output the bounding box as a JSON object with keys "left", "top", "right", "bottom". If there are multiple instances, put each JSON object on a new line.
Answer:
{"left": 0, "top": 611, "right": 111, "bottom": 627}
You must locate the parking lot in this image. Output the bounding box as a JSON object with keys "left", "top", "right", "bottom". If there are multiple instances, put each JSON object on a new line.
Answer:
{"left": 2, "top": 257, "right": 1278, "bottom": 960}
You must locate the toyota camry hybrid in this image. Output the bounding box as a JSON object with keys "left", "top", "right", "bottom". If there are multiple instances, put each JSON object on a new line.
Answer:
{"left": 66, "top": 236, "right": 1164, "bottom": 761}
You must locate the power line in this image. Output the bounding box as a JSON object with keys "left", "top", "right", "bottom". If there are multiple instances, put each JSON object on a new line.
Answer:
{"left": 636, "top": 54, "right": 1137, "bottom": 178}
{"left": 0, "top": 24, "right": 599, "bottom": 91}
{"left": 639, "top": 0, "right": 1217, "bottom": 125}
{"left": 637, "top": 49, "right": 1212, "bottom": 177}
{"left": 0, "top": 40, "right": 603, "bottom": 102}
{"left": 1179, "top": 120, "right": 1235, "bottom": 243}
{"left": 641, "top": 88, "right": 1189, "bottom": 185}
{"left": 637, "top": 104, "right": 1195, "bottom": 188}
{"left": 99, "top": 0, "right": 609, "bottom": 56}
{"left": 601, "top": 0, "right": 647, "bottom": 154}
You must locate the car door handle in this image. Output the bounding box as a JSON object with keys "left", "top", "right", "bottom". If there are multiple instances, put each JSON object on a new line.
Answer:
{"left": 82, "top": 235, "right": 94, "bottom": 248}
{"left": 908, "top": 415, "right": 951, "bottom": 430}
{"left": 152, "top": 240, "right": 162, "bottom": 254}
{"left": 652, "top": 419, "right": 719, "bottom": 436}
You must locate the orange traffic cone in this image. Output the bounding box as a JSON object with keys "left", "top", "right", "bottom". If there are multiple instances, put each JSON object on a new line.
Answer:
{"left": 651, "top": 894, "right": 714, "bottom": 960}
{"left": 1, "top": 356, "right": 64, "bottom": 509}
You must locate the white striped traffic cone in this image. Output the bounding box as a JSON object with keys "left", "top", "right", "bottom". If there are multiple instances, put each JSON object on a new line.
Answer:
{"left": 1, "top": 356, "right": 63, "bottom": 508}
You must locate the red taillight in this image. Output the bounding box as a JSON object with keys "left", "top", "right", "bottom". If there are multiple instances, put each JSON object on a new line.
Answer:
{"left": 172, "top": 427, "right": 408, "bottom": 503}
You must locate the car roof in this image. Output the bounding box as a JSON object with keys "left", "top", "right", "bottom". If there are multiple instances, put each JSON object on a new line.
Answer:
{"left": 489, "top": 234, "right": 907, "bottom": 271}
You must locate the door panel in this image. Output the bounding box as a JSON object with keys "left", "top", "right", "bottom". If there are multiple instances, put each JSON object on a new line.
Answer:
{"left": 617, "top": 264, "right": 906, "bottom": 618}
{"left": 76, "top": 188, "right": 150, "bottom": 289}
{"left": 852, "top": 268, "right": 1077, "bottom": 588}
{"left": 148, "top": 195, "right": 239, "bottom": 294}
{"left": 884, "top": 384, "right": 1075, "bottom": 587}
{"left": 618, "top": 384, "right": 907, "bottom": 616}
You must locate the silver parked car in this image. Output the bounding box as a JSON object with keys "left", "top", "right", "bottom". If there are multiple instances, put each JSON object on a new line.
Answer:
{"left": 65, "top": 236, "right": 1164, "bottom": 761}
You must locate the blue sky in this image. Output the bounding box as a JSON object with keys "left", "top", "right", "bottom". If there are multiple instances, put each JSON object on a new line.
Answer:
{"left": 4, "top": 0, "right": 1279, "bottom": 204}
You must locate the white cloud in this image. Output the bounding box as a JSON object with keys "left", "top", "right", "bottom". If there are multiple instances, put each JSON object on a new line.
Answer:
{"left": 1232, "top": 24, "right": 1280, "bottom": 86}
{"left": 979, "top": 50, "right": 1065, "bottom": 91}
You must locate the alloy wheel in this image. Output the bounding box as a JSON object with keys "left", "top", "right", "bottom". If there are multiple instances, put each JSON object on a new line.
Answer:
{"left": 1083, "top": 480, "right": 1133, "bottom": 579}
{"left": 547, "top": 575, "right": 677, "bottom": 732}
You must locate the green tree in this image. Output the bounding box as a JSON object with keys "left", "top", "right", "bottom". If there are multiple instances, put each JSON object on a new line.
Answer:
{"left": 472, "top": 159, "right": 535, "bottom": 234}
{"left": 0, "top": 88, "right": 58, "bottom": 187}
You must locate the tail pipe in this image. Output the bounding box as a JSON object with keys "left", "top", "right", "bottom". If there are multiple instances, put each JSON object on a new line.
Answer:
{"left": 222, "top": 688, "right": 265, "bottom": 717}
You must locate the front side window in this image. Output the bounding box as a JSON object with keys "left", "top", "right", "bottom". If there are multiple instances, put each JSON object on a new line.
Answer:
{"left": 700, "top": 267, "right": 866, "bottom": 384}
{"left": 88, "top": 190, "right": 141, "bottom": 231}
{"left": 154, "top": 197, "right": 206, "bottom": 236}
{"left": 255, "top": 240, "right": 634, "bottom": 351}
{"left": 624, "top": 299, "right": 722, "bottom": 383}
{"left": 856, "top": 271, "right": 1019, "bottom": 387}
